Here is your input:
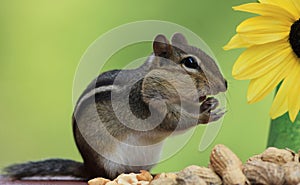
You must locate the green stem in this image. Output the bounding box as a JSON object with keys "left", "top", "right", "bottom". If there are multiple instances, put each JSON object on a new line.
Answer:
{"left": 267, "top": 88, "right": 300, "bottom": 151}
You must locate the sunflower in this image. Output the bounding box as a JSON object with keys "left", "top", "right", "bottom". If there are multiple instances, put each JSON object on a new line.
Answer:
{"left": 224, "top": 0, "right": 300, "bottom": 122}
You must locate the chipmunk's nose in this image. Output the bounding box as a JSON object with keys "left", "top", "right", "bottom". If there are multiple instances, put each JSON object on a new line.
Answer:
{"left": 211, "top": 78, "right": 227, "bottom": 94}
{"left": 219, "top": 79, "right": 228, "bottom": 92}
{"left": 205, "top": 77, "right": 228, "bottom": 95}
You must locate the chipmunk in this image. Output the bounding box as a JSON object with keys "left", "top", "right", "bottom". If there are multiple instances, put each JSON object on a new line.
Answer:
{"left": 3, "top": 33, "right": 227, "bottom": 180}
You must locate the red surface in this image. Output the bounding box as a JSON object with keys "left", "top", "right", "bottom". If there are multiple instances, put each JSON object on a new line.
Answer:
{"left": 0, "top": 176, "right": 87, "bottom": 185}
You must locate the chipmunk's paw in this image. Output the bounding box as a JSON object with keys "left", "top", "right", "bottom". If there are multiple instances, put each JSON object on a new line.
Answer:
{"left": 198, "top": 97, "right": 225, "bottom": 124}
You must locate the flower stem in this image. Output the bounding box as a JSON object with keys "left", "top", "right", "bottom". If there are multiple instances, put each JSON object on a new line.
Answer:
{"left": 267, "top": 112, "right": 300, "bottom": 151}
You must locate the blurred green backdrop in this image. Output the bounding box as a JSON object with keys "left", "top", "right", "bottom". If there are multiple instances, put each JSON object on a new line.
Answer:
{"left": 0, "top": 0, "right": 272, "bottom": 174}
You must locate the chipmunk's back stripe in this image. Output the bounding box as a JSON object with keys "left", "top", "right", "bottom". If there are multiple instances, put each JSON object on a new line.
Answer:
{"left": 75, "top": 70, "right": 122, "bottom": 114}
{"left": 75, "top": 85, "right": 120, "bottom": 114}
{"left": 95, "top": 70, "right": 121, "bottom": 87}
{"left": 79, "top": 70, "right": 121, "bottom": 98}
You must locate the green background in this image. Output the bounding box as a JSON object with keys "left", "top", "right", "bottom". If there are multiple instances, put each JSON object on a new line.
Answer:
{"left": 0, "top": 0, "right": 272, "bottom": 174}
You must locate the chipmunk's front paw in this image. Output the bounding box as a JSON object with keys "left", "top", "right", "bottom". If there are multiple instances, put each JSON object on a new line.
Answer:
{"left": 198, "top": 97, "right": 225, "bottom": 124}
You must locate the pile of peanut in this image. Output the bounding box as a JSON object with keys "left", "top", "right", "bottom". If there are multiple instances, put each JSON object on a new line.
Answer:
{"left": 88, "top": 144, "right": 300, "bottom": 185}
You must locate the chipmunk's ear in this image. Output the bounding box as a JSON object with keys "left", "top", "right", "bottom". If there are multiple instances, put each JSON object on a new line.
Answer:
{"left": 171, "top": 33, "right": 188, "bottom": 45}
{"left": 153, "top": 34, "right": 172, "bottom": 57}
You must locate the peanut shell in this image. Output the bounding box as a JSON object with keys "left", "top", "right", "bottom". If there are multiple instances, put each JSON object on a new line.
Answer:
{"left": 178, "top": 165, "right": 221, "bottom": 185}
{"left": 283, "top": 162, "right": 300, "bottom": 185}
{"left": 150, "top": 176, "right": 177, "bottom": 185}
{"left": 243, "top": 160, "right": 284, "bottom": 185}
{"left": 106, "top": 182, "right": 118, "bottom": 185}
{"left": 88, "top": 177, "right": 111, "bottom": 185}
{"left": 176, "top": 174, "right": 207, "bottom": 185}
{"left": 154, "top": 173, "right": 177, "bottom": 180}
{"left": 210, "top": 144, "right": 243, "bottom": 172}
{"left": 222, "top": 168, "right": 249, "bottom": 185}
{"left": 247, "top": 154, "right": 262, "bottom": 162}
{"left": 210, "top": 144, "right": 249, "bottom": 185}
{"left": 261, "top": 147, "right": 294, "bottom": 165}
{"left": 115, "top": 173, "right": 139, "bottom": 184}
{"left": 284, "top": 148, "right": 298, "bottom": 162}
{"left": 137, "top": 170, "right": 153, "bottom": 182}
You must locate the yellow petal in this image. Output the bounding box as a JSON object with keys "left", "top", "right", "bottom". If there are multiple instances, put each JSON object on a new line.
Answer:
{"left": 233, "top": 3, "right": 295, "bottom": 23}
{"left": 238, "top": 16, "right": 291, "bottom": 33}
{"left": 270, "top": 54, "right": 299, "bottom": 120}
{"left": 223, "top": 34, "right": 252, "bottom": 50}
{"left": 232, "top": 40, "right": 289, "bottom": 79}
{"left": 237, "top": 16, "right": 291, "bottom": 45}
{"left": 259, "top": 0, "right": 300, "bottom": 19}
{"left": 270, "top": 79, "right": 289, "bottom": 119}
{"left": 247, "top": 54, "right": 293, "bottom": 103}
{"left": 240, "top": 32, "right": 289, "bottom": 45}
{"left": 291, "top": 0, "right": 300, "bottom": 17}
{"left": 287, "top": 62, "right": 300, "bottom": 122}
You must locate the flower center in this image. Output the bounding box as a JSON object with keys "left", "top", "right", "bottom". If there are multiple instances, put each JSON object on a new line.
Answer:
{"left": 289, "top": 19, "right": 300, "bottom": 58}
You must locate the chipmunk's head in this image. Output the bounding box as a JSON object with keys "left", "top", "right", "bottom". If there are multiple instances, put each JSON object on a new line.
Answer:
{"left": 152, "top": 33, "right": 227, "bottom": 96}
{"left": 142, "top": 33, "right": 227, "bottom": 123}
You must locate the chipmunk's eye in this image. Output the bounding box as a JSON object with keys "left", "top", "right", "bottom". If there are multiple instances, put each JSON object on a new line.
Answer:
{"left": 181, "top": 57, "right": 199, "bottom": 70}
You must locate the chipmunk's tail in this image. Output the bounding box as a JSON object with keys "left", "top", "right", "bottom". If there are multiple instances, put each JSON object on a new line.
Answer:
{"left": 2, "top": 159, "right": 90, "bottom": 180}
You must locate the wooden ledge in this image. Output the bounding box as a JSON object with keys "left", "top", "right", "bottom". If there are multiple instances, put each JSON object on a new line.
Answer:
{"left": 0, "top": 176, "right": 87, "bottom": 185}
